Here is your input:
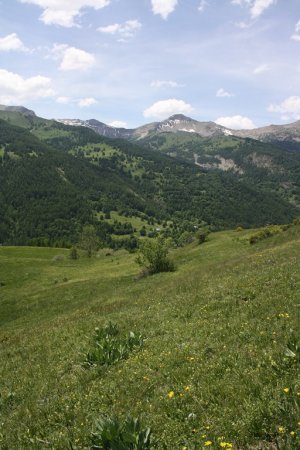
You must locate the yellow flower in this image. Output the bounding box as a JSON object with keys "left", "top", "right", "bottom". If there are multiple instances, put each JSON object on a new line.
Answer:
{"left": 167, "top": 391, "right": 175, "bottom": 399}
{"left": 220, "top": 443, "right": 227, "bottom": 448}
{"left": 183, "top": 447, "right": 188, "bottom": 450}
{"left": 297, "top": 391, "right": 300, "bottom": 397}
{"left": 283, "top": 387, "right": 290, "bottom": 393}
{"left": 290, "top": 431, "right": 295, "bottom": 437}
{"left": 185, "top": 386, "right": 190, "bottom": 391}
{"left": 204, "top": 442, "right": 213, "bottom": 447}
{"left": 278, "top": 426, "right": 285, "bottom": 433}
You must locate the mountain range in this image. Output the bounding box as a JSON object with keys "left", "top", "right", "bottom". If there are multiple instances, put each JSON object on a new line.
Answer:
{"left": 57, "top": 112, "right": 300, "bottom": 150}
{"left": 0, "top": 105, "right": 300, "bottom": 247}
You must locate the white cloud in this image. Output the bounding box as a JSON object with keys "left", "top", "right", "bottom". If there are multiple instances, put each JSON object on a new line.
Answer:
{"left": 291, "top": 19, "right": 300, "bottom": 41}
{"left": 98, "top": 20, "right": 141, "bottom": 40}
{"left": 143, "top": 99, "right": 193, "bottom": 119}
{"left": 78, "top": 97, "right": 97, "bottom": 107}
{"left": 198, "top": 0, "right": 207, "bottom": 12}
{"left": 235, "top": 21, "right": 252, "bottom": 28}
{"left": 231, "top": 0, "right": 276, "bottom": 18}
{"left": 151, "top": 80, "right": 182, "bottom": 88}
{"left": 215, "top": 115, "right": 256, "bottom": 129}
{"left": 253, "top": 63, "right": 270, "bottom": 74}
{"left": 56, "top": 96, "right": 71, "bottom": 104}
{"left": 216, "top": 88, "right": 233, "bottom": 98}
{"left": 0, "top": 33, "right": 27, "bottom": 52}
{"left": 250, "top": 0, "right": 276, "bottom": 19}
{"left": 0, "top": 68, "right": 54, "bottom": 104}
{"left": 151, "top": 0, "right": 178, "bottom": 19}
{"left": 109, "top": 120, "right": 127, "bottom": 128}
{"left": 51, "top": 44, "right": 95, "bottom": 71}
{"left": 268, "top": 96, "right": 300, "bottom": 118}
{"left": 19, "top": 0, "right": 110, "bottom": 27}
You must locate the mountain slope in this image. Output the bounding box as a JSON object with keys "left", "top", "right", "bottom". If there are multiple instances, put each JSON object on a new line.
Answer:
{"left": 0, "top": 114, "right": 299, "bottom": 246}
{"left": 1, "top": 225, "right": 300, "bottom": 448}
{"left": 56, "top": 113, "right": 300, "bottom": 151}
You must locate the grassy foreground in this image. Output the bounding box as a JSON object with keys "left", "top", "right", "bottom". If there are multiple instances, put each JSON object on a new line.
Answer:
{"left": 0, "top": 228, "right": 299, "bottom": 449}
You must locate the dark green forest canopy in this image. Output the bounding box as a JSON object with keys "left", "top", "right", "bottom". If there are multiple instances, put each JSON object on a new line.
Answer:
{"left": 0, "top": 117, "right": 299, "bottom": 246}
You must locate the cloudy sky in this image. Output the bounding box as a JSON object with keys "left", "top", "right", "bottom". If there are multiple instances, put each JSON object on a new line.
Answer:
{"left": 0, "top": 0, "right": 299, "bottom": 129}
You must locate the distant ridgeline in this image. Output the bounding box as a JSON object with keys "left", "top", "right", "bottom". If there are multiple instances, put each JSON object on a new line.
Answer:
{"left": 0, "top": 109, "right": 300, "bottom": 248}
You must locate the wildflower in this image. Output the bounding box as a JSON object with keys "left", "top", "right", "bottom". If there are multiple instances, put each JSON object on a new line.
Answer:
{"left": 183, "top": 447, "right": 188, "bottom": 450}
{"left": 297, "top": 391, "right": 300, "bottom": 397}
{"left": 204, "top": 442, "right": 212, "bottom": 447}
{"left": 283, "top": 387, "right": 290, "bottom": 393}
{"left": 185, "top": 386, "right": 190, "bottom": 391}
{"left": 278, "top": 426, "right": 285, "bottom": 433}
{"left": 290, "top": 431, "right": 295, "bottom": 437}
{"left": 167, "top": 391, "right": 175, "bottom": 399}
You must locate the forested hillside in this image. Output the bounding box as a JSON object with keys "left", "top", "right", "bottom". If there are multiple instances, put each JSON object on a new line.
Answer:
{"left": 0, "top": 115, "right": 299, "bottom": 247}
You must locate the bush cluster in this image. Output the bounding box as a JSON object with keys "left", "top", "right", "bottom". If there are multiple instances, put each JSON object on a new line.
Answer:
{"left": 249, "top": 224, "right": 289, "bottom": 244}
{"left": 85, "top": 323, "right": 143, "bottom": 367}
{"left": 90, "top": 415, "right": 152, "bottom": 450}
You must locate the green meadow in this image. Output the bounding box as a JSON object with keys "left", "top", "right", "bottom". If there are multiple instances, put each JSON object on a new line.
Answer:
{"left": 0, "top": 227, "right": 299, "bottom": 449}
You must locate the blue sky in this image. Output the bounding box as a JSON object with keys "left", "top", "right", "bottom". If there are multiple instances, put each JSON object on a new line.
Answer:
{"left": 0, "top": 0, "right": 299, "bottom": 129}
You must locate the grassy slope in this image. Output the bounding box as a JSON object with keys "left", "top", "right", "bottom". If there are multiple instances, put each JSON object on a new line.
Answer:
{"left": 0, "top": 228, "right": 299, "bottom": 449}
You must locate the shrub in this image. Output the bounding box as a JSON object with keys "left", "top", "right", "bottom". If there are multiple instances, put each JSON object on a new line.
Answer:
{"left": 69, "top": 246, "right": 78, "bottom": 260}
{"left": 85, "top": 323, "right": 143, "bottom": 367}
{"left": 135, "top": 236, "right": 174, "bottom": 275}
{"left": 196, "top": 228, "right": 210, "bottom": 245}
{"left": 235, "top": 226, "right": 244, "bottom": 232}
{"left": 293, "top": 216, "right": 300, "bottom": 225}
{"left": 90, "top": 415, "right": 152, "bottom": 450}
{"left": 79, "top": 225, "right": 99, "bottom": 257}
{"left": 176, "top": 231, "right": 194, "bottom": 247}
{"left": 249, "top": 225, "right": 285, "bottom": 244}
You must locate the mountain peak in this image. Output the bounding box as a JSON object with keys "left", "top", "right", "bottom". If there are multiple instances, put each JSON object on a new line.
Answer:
{"left": 0, "top": 104, "right": 36, "bottom": 116}
{"left": 167, "top": 114, "right": 193, "bottom": 121}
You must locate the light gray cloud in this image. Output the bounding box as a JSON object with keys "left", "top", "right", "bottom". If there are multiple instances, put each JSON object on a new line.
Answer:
{"left": 215, "top": 115, "right": 255, "bottom": 129}
{"left": 253, "top": 63, "right": 270, "bottom": 74}
{"left": 98, "top": 20, "right": 141, "bottom": 40}
{"left": 216, "top": 88, "right": 234, "bottom": 97}
{"left": 78, "top": 97, "right": 97, "bottom": 107}
{"left": 151, "top": 0, "right": 178, "bottom": 19}
{"left": 231, "top": 0, "right": 276, "bottom": 18}
{"left": 144, "top": 99, "right": 193, "bottom": 119}
{"left": 50, "top": 44, "right": 96, "bottom": 71}
{"left": 268, "top": 96, "right": 300, "bottom": 118}
{"left": 151, "top": 80, "right": 183, "bottom": 88}
{"left": 0, "top": 68, "right": 54, "bottom": 104}
{"left": 0, "top": 33, "right": 27, "bottom": 52}
{"left": 19, "top": 0, "right": 110, "bottom": 27}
